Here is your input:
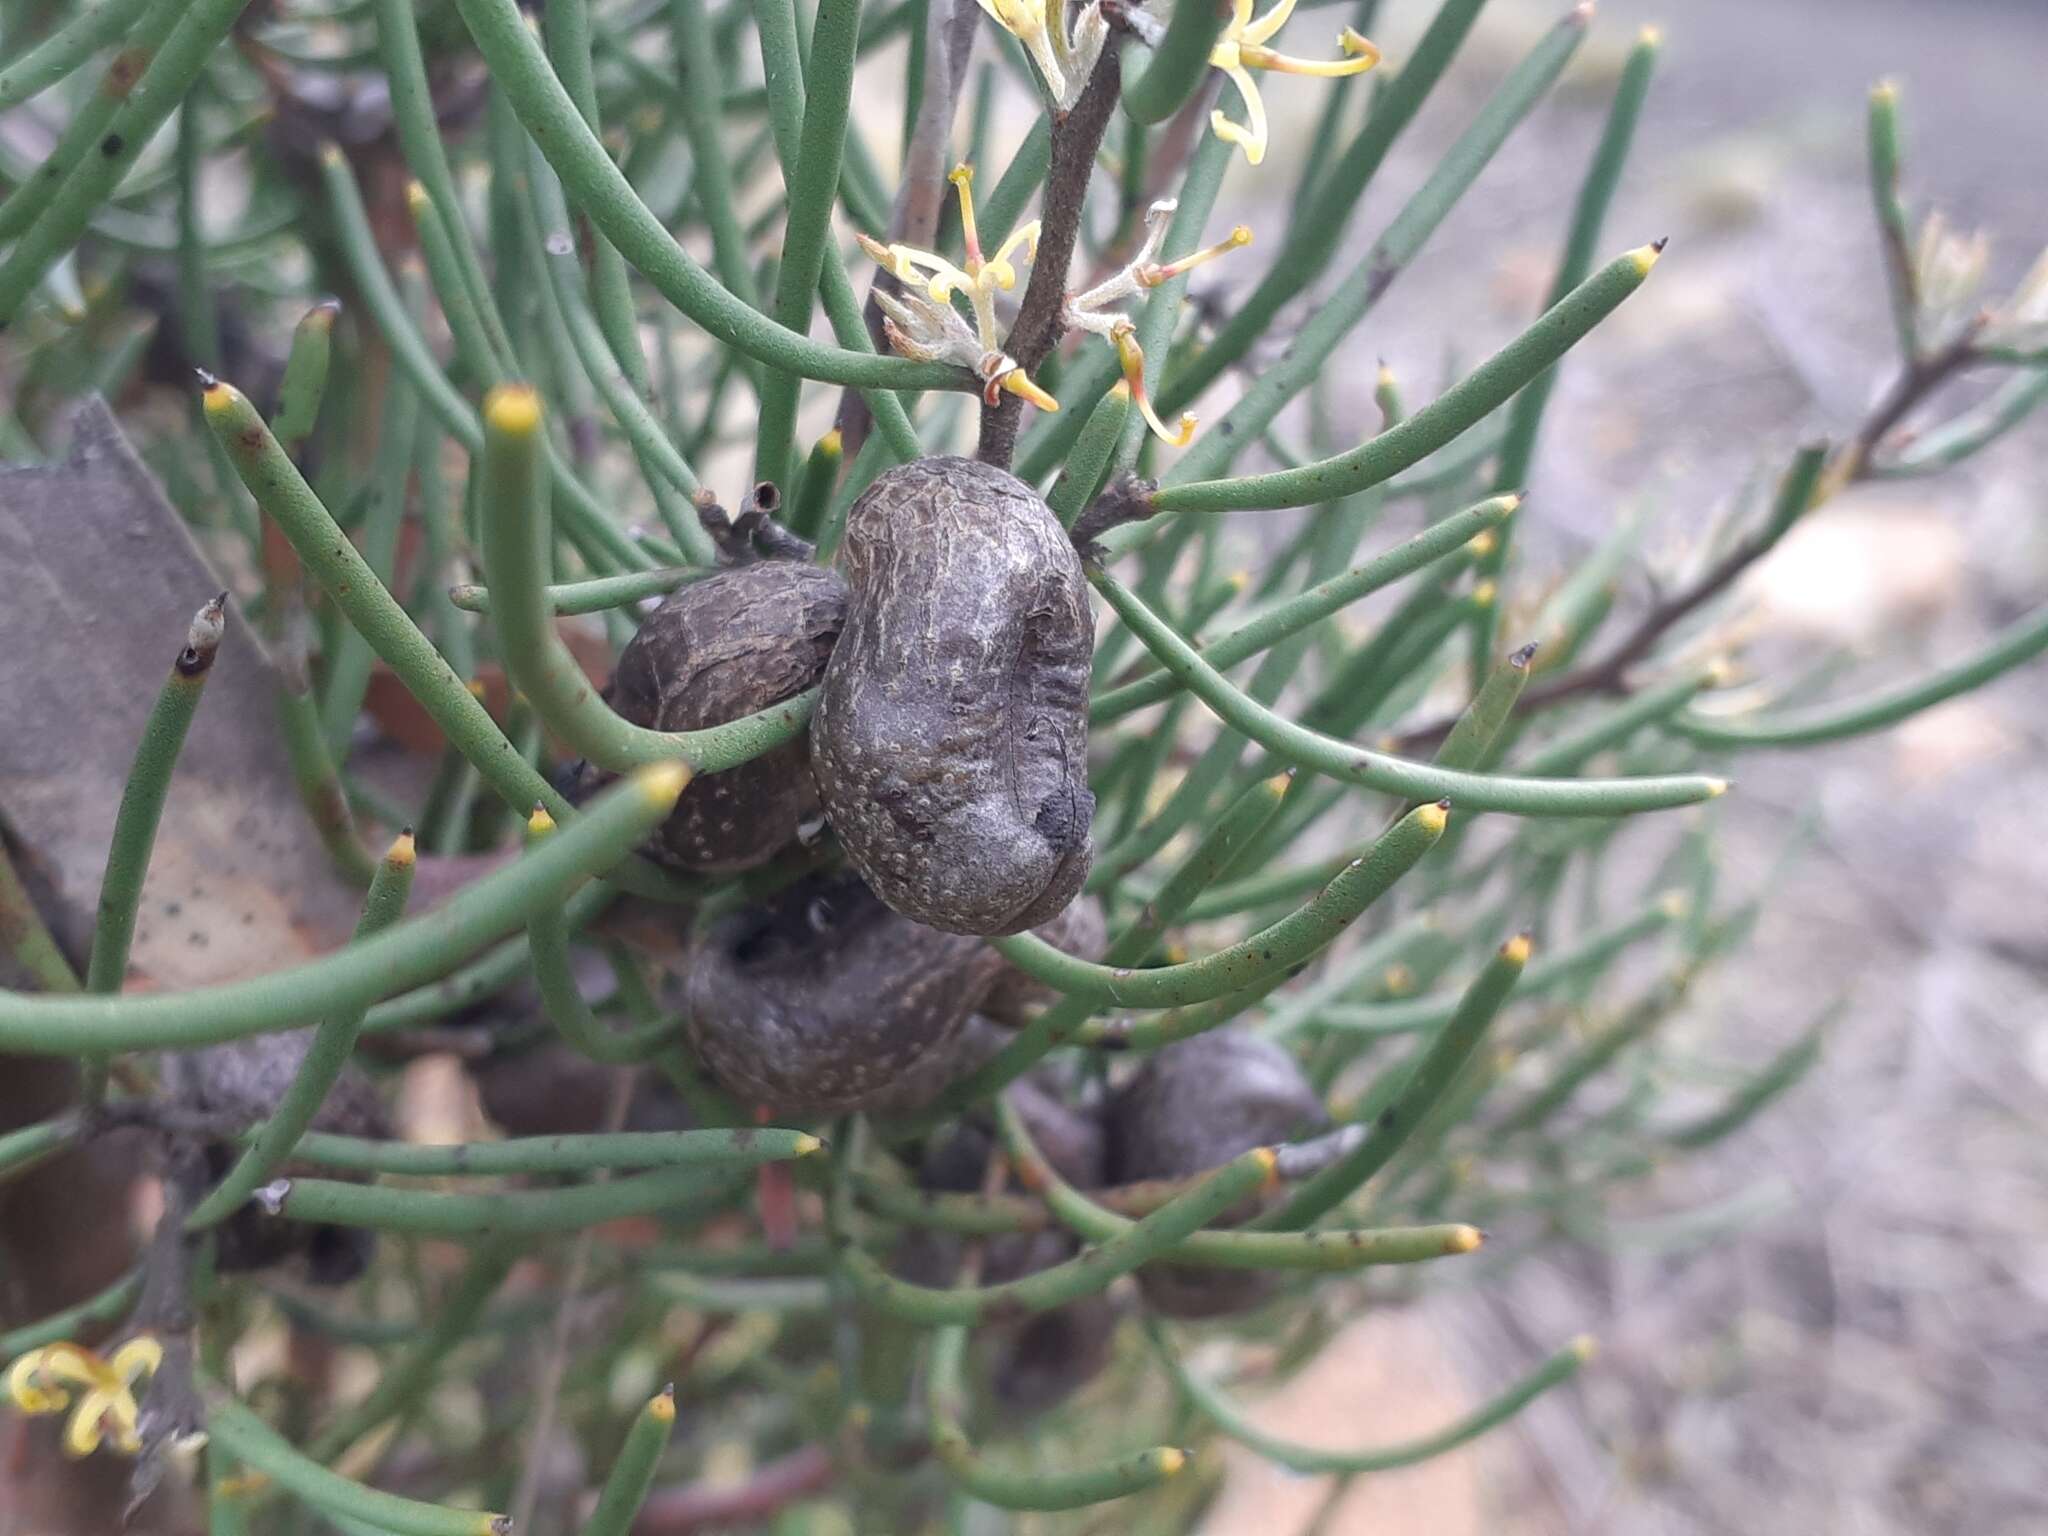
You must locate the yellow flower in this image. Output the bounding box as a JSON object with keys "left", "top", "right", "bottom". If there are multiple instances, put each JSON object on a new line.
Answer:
{"left": 1209, "top": 0, "right": 1379, "bottom": 166}
{"left": 1065, "top": 199, "right": 1253, "bottom": 446}
{"left": 973, "top": 0, "right": 1106, "bottom": 111}
{"left": 858, "top": 165, "right": 1056, "bottom": 411}
{"left": 1112, "top": 323, "right": 1196, "bottom": 447}
{"left": 6, "top": 1335, "right": 162, "bottom": 1457}
{"left": 860, "top": 166, "right": 1040, "bottom": 355}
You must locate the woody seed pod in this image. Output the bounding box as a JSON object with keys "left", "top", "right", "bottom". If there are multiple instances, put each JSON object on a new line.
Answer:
{"left": 1108, "top": 1029, "right": 1329, "bottom": 1318}
{"left": 590, "top": 561, "right": 847, "bottom": 871}
{"left": 813, "top": 456, "right": 1095, "bottom": 935}
{"left": 682, "top": 869, "right": 1009, "bottom": 1115}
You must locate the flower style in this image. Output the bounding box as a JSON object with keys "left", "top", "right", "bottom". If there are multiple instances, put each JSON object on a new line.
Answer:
{"left": 1066, "top": 198, "right": 1253, "bottom": 444}
{"left": 858, "top": 165, "right": 1056, "bottom": 409}
{"left": 6, "top": 1335, "right": 162, "bottom": 1457}
{"left": 973, "top": 0, "right": 1107, "bottom": 111}
{"left": 1209, "top": 0, "right": 1380, "bottom": 166}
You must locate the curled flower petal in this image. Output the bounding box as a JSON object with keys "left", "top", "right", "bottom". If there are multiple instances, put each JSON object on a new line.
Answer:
{"left": 1209, "top": 0, "right": 1379, "bottom": 165}
{"left": 111, "top": 1336, "right": 163, "bottom": 1387}
{"left": 1113, "top": 324, "right": 1197, "bottom": 447}
{"left": 5, "top": 1336, "right": 159, "bottom": 1459}
{"left": 999, "top": 367, "right": 1061, "bottom": 412}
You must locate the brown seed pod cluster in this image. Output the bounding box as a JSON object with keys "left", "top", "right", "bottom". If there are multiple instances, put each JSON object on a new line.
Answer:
{"left": 812, "top": 456, "right": 1095, "bottom": 936}
{"left": 1108, "top": 1029, "right": 1330, "bottom": 1318}
{"left": 600, "top": 561, "right": 848, "bottom": 872}
{"left": 593, "top": 458, "right": 1100, "bottom": 1110}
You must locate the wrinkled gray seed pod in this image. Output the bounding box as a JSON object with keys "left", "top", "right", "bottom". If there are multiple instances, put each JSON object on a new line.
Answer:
{"left": 602, "top": 561, "right": 847, "bottom": 871}
{"left": 1108, "top": 1029, "right": 1330, "bottom": 1319}
{"left": 683, "top": 870, "right": 1009, "bottom": 1115}
{"left": 813, "top": 456, "right": 1094, "bottom": 935}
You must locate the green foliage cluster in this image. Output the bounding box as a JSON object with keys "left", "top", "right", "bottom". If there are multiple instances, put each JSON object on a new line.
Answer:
{"left": 1, "top": 0, "right": 2045, "bottom": 1531}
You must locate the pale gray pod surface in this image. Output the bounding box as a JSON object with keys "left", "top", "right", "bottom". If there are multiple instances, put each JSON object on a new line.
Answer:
{"left": 814, "top": 456, "right": 1095, "bottom": 935}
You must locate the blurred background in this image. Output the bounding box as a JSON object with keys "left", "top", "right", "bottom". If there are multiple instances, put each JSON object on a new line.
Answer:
{"left": 1180, "top": 1, "right": 2048, "bottom": 1531}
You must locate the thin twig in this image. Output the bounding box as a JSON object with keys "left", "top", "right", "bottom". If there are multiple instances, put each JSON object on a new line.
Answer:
{"left": 507, "top": 1065, "right": 637, "bottom": 1531}
{"left": 834, "top": 0, "right": 980, "bottom": 459}
{"left": 975, "top": 43, "right": 1126, "bottom": 468}
{"left": 1393, "top": 331, "right": 1987, "bottom": 744}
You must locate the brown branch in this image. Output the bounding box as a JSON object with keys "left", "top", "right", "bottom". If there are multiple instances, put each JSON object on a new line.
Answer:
{"left": 833, "top": 0, "right": 981, "bottom": 460}
{"left": 1393, "top": 330, "right": 1988, "bottom": 747}
{"left": 975, "top": 44, "right": 1126, "bottom": 469}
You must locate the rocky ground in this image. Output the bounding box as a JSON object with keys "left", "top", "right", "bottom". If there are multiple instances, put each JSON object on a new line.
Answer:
{"left": 1189, "top": 2, "right": 2048, "bottom": 1532}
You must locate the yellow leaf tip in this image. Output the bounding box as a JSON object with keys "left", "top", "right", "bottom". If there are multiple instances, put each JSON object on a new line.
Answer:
{"left": 484, "top": 384, "right": 543, "bottom": 438}
{"left": 1157, "top": 1446, "right": 1189, "bottom": 1476}
{"left": 648, "top": 1387, "right": 678, "bottom": 1423}
{"left": 1448, "top": 1224, "right": 1484, "bottom": 1253}
{"left": 1503, "top": 932, "right": 1534, "bottom": 966}
{"left": 1570, "top": 1334, "right": 1599, "bottom": 1364}
{"left": 795, "top": 1133, "right": 826, "bottom": 1157}
{"left": 1637, "top": 24, "right": 1662, "bottom": 48}
{"left": 526, "top": 806, "right": 557, "bottom": 838}
{"left": 1631, "top": 237, "right": 1669, "bottom": 274}
{"left": 1417, "top": 800, "right": 1451, "bottom": 834}
{"left": 386, "top": 829, "right": 417, "bottom": 867}
{"left": 639, "top": 760, "right": 692, "bottom": 805}
{"left": 818, "top": 428, "right": 843, "bottom": 457}
{"left": 1705, "top": 777, "right": 1731, "bottom": 798}
{"left": 404, "top": 180, "right": 429, "bottom": 215}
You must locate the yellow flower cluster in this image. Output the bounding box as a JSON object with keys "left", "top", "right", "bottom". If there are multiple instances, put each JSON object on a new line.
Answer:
{"left": 6, "top": 1335, "right": 162, "bottom": 1457}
